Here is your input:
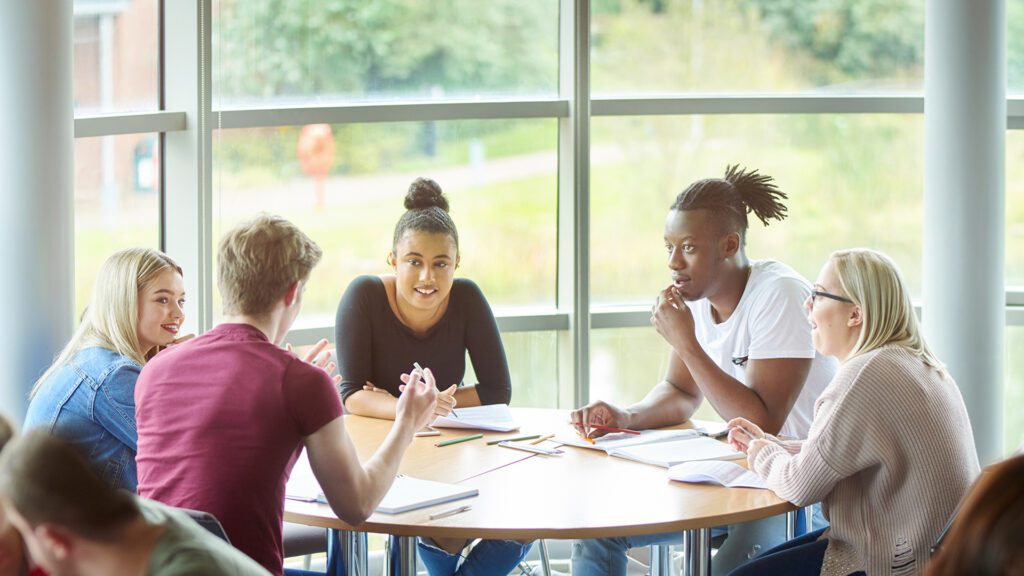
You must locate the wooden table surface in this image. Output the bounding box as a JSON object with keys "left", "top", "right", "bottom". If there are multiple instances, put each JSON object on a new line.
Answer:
{"left": 285, "top": 408, "right": 794, "bottom": 540}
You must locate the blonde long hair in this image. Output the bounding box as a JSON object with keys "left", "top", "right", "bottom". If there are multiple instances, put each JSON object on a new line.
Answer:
{"left": 831, "top": 248, "right": 943, "bottom": 369}
{"left": 30, "top": 248, "right": 182, "bottom": 398}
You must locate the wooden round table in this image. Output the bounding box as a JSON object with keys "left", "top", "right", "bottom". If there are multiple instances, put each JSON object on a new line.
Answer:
{"left": 285, "top": 408, "right": 795, "bottom": 576}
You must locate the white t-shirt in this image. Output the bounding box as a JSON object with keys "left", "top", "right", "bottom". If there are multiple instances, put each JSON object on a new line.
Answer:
{"left": 689, "top": 260, "right": 836, "bottom": 439}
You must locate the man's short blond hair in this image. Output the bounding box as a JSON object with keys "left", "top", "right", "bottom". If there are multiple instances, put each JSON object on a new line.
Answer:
{"left": 217, "top": 214, "right": 322, "bottom": 316}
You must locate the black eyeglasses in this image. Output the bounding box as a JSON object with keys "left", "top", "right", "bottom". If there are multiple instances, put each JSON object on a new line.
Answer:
{"left": 810, "top": 289, "right": 854, "bottom": 305}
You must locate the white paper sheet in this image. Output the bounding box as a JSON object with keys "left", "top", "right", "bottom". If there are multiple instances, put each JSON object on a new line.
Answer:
{"left": 668, "top": 460, "right": 768, "bottom": 489}
{"left": 430, "top": 404, "right": 520, "bottom": 432}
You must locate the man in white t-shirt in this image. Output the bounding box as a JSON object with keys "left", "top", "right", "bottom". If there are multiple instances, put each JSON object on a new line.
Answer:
{"left": 571, "top": 166, "right": 837, "bottom": 576}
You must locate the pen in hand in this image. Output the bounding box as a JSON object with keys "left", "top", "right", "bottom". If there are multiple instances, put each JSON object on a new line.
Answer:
{"left": 730, "top": 423, "right": 763, "bottom": 451}
{"left": 416, "top": 361, "right": 458, "bottom": 418}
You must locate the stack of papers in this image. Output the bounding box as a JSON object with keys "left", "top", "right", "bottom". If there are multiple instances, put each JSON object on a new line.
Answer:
{"left": 431, "top": 404, "right": 520, "bottom": 432}
{"left": 668, "top": 460, "right": 768, "bottom": 489}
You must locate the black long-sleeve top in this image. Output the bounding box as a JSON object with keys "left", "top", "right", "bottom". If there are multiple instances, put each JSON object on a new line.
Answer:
{"left": 335, "top": 275, "right": 512, "bottom": 406}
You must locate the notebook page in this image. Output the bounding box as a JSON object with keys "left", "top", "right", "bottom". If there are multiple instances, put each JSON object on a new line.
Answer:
{"left": 609, "top": 436, "right": 744, "bottom": 468}
{"left": 431, "top": 404, "right": 520, "bottom": 432}
{"left": 375, "top": 476, "right": 479, "bottom": 514}
{"left": 554, "top": 428, "right": 699, "bottom": 453}
{"left": 668, "top": 460, "right": 768, "bottom": 489}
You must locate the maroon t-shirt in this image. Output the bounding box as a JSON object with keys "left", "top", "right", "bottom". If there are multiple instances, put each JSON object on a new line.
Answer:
{"left": 135, "top": 323, "right": 343, "bottom": 575}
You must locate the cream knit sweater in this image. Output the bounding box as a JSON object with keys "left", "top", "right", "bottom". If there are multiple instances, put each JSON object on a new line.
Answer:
{"left": 748, "top": 345, "right": 979, "bottom": 576}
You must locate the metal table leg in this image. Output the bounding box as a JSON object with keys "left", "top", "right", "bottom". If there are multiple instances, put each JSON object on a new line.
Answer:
{"left": 785, "top": 509, "right": 798, "bottom": 541}
{"left": 683, "top": 528, "right": 711, "bottom": 576}
{"left": 538, "top": 539, "right": 552, "bottom": 576}
{"left": 397, "top": 536, "right": 417, "bottom": 576}
{"left": 651, "top": 543, "right": 673, "bottom": 576}
{"left": 326, "top": 529, "right": 341, "bottom": 576}
{"left": 340, "top": 530, "right": 368, "bottom": 576}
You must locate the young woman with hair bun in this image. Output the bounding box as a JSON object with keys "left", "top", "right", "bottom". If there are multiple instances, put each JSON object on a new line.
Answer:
{"left": 335, "top": 177, "right": 529, "bottom": 575}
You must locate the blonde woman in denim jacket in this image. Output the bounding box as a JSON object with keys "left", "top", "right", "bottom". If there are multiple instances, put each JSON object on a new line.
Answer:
{"left": 24, "top": 248, "right": 189, "bottom": 491}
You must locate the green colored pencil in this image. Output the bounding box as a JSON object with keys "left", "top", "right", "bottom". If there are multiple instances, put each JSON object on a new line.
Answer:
{"left": 435, "top": 433, "right": 483, "bottom": 447}
{"left": 486, "top": 434, "right": 541, "bottom": 446}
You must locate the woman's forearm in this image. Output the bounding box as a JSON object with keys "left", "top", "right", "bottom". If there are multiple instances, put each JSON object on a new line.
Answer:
{"left": 344, "top": 389, "right": 399, "bottom": 420}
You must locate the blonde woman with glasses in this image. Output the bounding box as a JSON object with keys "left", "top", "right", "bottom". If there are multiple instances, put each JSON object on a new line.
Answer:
{"left": 24, "top": 248, "right": 189, "bottom": 492}
{"left": 725, "top": 249, "right": 980, "bottom": 576}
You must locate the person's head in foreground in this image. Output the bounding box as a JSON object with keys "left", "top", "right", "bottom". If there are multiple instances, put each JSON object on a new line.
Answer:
{"left": 0, "top": 430, "right": 140, "bottom": 576}
{"left": 0, "top": 414, "right": 30, "bottom": 576}
{"left": 925, "top": 453, "right": 1024, "bottom": 576}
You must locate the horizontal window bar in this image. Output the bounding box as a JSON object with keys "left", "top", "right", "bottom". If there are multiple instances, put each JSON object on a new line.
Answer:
{"left": 287, "top": 299, "right": 1024, "bottom": 345}
{"left": 73, "top": 111, "right": 187, "bottom": 138}
{"left": 1007, "top": 291, "right": 1024, "bottom": 307}
{"left": 592, "top": 95, "right": 925, "bottom": 116}
{"left": 285, "top": 311, "right": 569, "bottom": 347}
{"left": 69, "top": 98, "right": 1024, "bottom": 137}
{"left": 591, "top": 306, "right": 651, "bottom": 330}
{"left": 591, "top": 304, "right": 1024, "bottom": 329}
{"left": 495, "top": 312, "right": 569, "bottom": 333}
{"left": 1009, "top": 98, "right": 1024, "bottom": 118}
{"left": 285, "top": 326, "right": 335, "bottom": 346}
{"left": 213, "top": 99, "right": 569, "bottom": 129}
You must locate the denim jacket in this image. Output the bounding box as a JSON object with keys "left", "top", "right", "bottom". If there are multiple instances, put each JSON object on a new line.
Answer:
{"left": 24, "top": 346, "right": 142, "bottom": 491}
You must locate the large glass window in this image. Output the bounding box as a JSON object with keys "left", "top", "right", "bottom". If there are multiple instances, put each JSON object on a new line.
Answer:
{"left": 466, "top": 331, "right": 567, "bottom": 409}
{"left": 295, "top": 331, "right": 565, "bottom": 410}
{"left": 1010, "top": 0, "right": 1024, "bottom": 95}
{"left": 590, "top": 114, "right": 924, "bottom": 305}
{"left": 1006, "top": 327, "right": 1024, "bottom": 454}
{"left": 212, "top": 119, "right": 559, "bottom": 326}
{"left": 589, "top": 327, "right": 721, "bottom": 421}
{"left": 74, "top": 134, "right": 162, "bottom": 314}
{"left": 592, "top": 0, "right": 924, "bottom": 96}
{"left": 212, "top": 0, "right": 559, "bottom": 106}
{"left": 1007, "top": 131, "right": 1024, "bottom": 287}
{"left": 73, "top": 0, "right": 160, "bottom": 112}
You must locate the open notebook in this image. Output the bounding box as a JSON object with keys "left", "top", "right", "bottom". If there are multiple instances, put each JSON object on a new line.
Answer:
{"left": 431, "top": 404, "right": 519, "bottom": 432}
{"left": 554, "top": 428, "right": 743, "bottom": 468}
{"left": 285, "top": 452, "right": 478, "bottom": 514}
{"left": 554, "top": 428, "right": 700, "bottom": 453}
{"left": 668, "top": 460, "right": 768, "bottom": 489}
{"left": 611, "top": 436, "right": 744, "bottom": 468}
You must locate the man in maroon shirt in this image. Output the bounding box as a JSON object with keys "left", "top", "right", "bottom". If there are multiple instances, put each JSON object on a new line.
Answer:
{"left": 135, "top": 214, "right": 437, "bottom": 575}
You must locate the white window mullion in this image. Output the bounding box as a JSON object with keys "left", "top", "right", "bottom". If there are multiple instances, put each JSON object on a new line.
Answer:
{"left": 162, "top": 0, "right": 214, "bottom": 334}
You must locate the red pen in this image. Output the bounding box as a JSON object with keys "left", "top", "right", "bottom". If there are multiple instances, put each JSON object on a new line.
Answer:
{"left": 589, "top": 424, "right": 641, "bottom": 435}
